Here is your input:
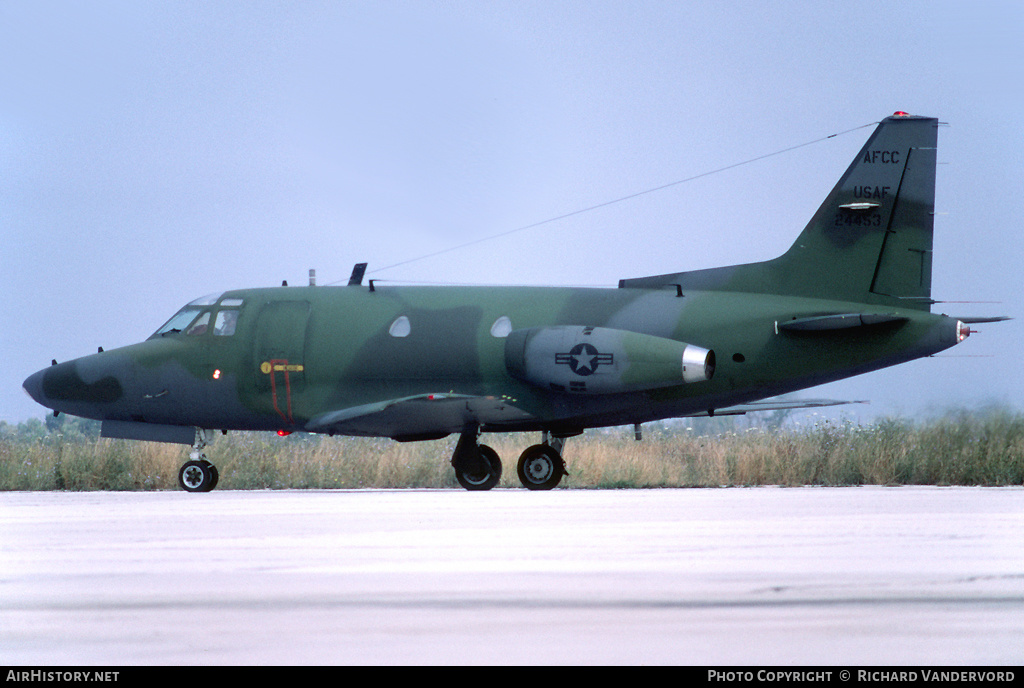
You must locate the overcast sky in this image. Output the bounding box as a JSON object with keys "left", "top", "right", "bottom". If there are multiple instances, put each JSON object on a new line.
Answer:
{"left": 3, "top": 1, "right": 1022, "bottom": 424}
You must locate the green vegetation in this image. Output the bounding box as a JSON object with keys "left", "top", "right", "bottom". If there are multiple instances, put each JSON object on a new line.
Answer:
{"left": 2, "top": 408, "right": 1023, "bottom": 490}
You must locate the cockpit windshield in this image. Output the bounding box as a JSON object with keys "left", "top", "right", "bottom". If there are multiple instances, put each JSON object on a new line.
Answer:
{"left": 150, "top": 293, "right": 245, "bottom": 338}
{"left": 152, "top": 307, "right": 206, "bottom": 337}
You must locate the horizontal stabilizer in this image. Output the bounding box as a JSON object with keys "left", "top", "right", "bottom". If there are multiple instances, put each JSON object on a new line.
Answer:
{"left": 777, "top": 313, "right": 907, "bottom": 332}
{"left": 681, "top": 398, "right": 867, "bottom": 418}
{"left": 954, "top": 316, "right": 1011, "bottom": 324}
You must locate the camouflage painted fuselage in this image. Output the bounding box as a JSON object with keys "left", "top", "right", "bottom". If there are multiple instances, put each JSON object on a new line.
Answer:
{"left": 24, "top": 281, "right": 962, "bottom": 441}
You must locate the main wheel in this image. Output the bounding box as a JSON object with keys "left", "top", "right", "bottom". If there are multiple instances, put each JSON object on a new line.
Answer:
{"left": 179, "top": 459, "right": 217, "bottom": 492}
{"left": 517, "top": 444, "right": 565, "bottom": 490}
{"left": 455, "top": 444, "right": 502, "bottom": 491}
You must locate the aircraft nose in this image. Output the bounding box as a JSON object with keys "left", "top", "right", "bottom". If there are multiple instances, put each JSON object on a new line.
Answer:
{"left": 22, "top": 368, "right": 46, "bottom": 407}
{"left": 22, "top": 358, "right": 126, "bottom": 417}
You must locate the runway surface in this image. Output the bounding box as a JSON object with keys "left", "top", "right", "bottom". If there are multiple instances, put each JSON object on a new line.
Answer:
{"left": 2, "top": 487, "right": 1022, "bottom": 665}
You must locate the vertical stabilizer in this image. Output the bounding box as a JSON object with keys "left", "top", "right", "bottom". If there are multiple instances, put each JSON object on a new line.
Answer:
{"left": 619, "top": 113, "right": 940, "bottom": 310}
{"left": 773, "top": 112, "right": 938, "bottom": 308}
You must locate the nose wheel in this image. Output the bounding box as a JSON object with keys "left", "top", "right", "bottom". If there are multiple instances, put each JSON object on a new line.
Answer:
{"left": 178, "top": 459, "right": 219, "bottom": 492}
{"left": 179, "top": 428, "right": 219, "bottom": 492}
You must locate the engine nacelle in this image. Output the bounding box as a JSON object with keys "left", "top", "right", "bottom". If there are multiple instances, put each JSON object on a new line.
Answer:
{"left": 504, "top": 325, "right": 714, "bottom": 395}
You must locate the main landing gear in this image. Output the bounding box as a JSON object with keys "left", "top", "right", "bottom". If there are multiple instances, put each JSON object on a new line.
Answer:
{"left": 178, "top": 429, "right": 219, "bottom": 493}
{"left": 450, "top": 429, "right": 567, "bottom": 491}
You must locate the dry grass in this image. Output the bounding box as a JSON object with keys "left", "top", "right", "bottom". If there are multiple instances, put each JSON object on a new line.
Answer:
{"left": 2, "top": 409, "right": 1023, "bottom": 490}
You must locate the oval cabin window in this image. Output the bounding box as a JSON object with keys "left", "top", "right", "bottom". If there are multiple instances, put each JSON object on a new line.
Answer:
{"left": 490, "top": 316, "right": 512, "bottom": 338}
{"left": 389, "top": 316, "right": 411, "bottom": 338}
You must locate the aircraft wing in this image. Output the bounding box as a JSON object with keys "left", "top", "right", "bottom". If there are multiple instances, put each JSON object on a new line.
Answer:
{"left": 680, "top": 398, "right": 868, "bottom": 417}
{"left": 304, "top": 393, "right": 535, "bottom": 441}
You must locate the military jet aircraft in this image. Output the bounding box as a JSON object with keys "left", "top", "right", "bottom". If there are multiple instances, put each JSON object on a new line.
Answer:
{"left": 23, "top": 112, "right": 1003, "bottom": 492}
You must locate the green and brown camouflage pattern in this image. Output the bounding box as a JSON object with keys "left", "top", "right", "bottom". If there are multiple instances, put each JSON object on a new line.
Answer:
{"left": 23, "top": 114, "right": 973, "bottom": 448}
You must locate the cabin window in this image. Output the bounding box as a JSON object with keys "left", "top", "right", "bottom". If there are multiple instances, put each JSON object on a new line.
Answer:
{"left": 185, "top": 311, "right": 211, "bottom": 336}
{"left": 389, "top": 316, "right": 411, "bottom": 337}
{"left": 214, "top": 310, "right": 239, "bottom": 336}
{"left": 490, "top": 316, "right": 512, "bottom": 338}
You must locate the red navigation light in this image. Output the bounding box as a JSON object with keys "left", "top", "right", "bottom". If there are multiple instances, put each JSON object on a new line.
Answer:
{"left": 277, "top": 430, "right": 292, "bottom": 437}
{"left": 956, "top": 321, "right": 975, "bottom": 342}
{"left": 893, "top": 111, "right": 910, "bottom": 117}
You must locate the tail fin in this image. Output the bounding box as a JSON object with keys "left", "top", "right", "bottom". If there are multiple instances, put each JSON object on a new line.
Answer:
{"left": 774, "top": 113, "right": 939, "bottom": 307}
{"left": 620, "top": 113, "right": 939, "bottom": 310}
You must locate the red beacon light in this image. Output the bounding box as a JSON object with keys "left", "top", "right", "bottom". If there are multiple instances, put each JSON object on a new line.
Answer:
{"left": 892, "top": 111, "right": 910, "bottom": 117}
{"left": 277, "top": 430, "right": 292, "bottom": 437}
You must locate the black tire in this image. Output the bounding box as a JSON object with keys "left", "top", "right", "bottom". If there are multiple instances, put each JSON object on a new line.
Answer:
{"left": 455, "top": 444, "right": 502, "bottom": 491}
{"left": 179, "top": 459, "right": 217, "bottom": 492}
{"left": 517, "top": 444, "right": 564, "bottom": 490}
{"left": 204, "top": 461, "right": 220, "bottom": 491}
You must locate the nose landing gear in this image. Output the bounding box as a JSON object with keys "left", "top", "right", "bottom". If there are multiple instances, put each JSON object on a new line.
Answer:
{"left": 178, "top": 429, "right": 219, "bottom": 492}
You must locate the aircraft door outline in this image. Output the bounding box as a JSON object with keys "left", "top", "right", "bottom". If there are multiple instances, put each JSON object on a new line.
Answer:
{"left": 253, "top": 301, "right": 310, "bottom": 425}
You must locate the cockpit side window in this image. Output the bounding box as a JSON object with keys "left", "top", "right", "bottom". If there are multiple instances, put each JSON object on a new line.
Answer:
{"left": 213, "top": 310, "right": 239, "bottom": 336}
{"left": 185, "top": 311, "right": 211, "bottom": 336}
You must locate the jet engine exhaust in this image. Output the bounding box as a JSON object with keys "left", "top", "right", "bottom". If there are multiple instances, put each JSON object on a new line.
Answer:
{"left": 682, "top": 345, "right": 715, "bottom": 383}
